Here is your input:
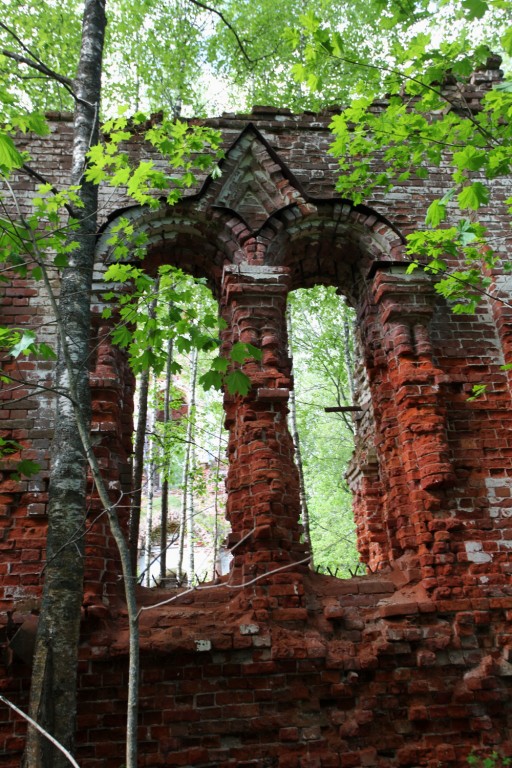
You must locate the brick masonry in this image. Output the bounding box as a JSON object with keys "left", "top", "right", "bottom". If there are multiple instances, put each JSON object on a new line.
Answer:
{"left": 0, "top": 63, "right": 511, "bottom": 766}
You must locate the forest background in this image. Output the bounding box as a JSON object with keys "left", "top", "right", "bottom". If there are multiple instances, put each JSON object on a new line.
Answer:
{"left": 0, "top": 0, "right": 511, "bottom": 766}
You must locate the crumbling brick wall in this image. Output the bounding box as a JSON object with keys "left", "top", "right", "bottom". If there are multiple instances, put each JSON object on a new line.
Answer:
{"left": 1, "top": 61, "right": 511, "bottom": 766}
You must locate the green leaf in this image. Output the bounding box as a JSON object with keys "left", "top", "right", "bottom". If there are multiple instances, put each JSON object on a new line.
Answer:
{"left": 230, "top": 341, "right": 262, "bottom": 364}
{"left": 462, "top": 0, "right": 488, "bottom": 19}
{"left": 111, "top": 325, "right": 132, "bottom": 348}
{"left": 10, "top": 330, "right": 36, "bottom": 357}
{"left": 0, "top": 132, "right": 24, "bottom": 171}
{"left": 425, "top": 199, "right": 446, "bottom": 227}
{"left": 226, "top": 370, "right": 252, "bottom": 396}
{"left": 453, "top": 146, "right": 487, "bottom": 172}
{"left": 501, "top": 26, "right": 512, "bottom": 56}
{"left": 38, "top": 342, "right": 57, "bottom": 360}
{"left": 12, "top": 459, "right": 40, "bottom": 478}
{"left": 230, "top": 342, "right": 250, "bottom": 364}
{"left": 199, "top": 370, "right": 223, "bottom": 391}
{"left": 468, "top": 384, "right": 487, "bottom": 401}
{"left": 54, "top": 253, "right": 69, "bottom": 268}
{"left": 458, "top": 182, "right": 490, "bottom": 210}
{"left": 210, "top": 356, "right": 229, "bottom": 373}
{"left": 245, "top": 343, "right": 262, "bottom": 361}
{"left": 0, "top": 437, "right": 22, "bottom": 455}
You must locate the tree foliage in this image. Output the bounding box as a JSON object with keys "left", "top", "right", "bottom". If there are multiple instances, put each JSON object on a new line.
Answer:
{"left": 292, "top": 1, "right": 512, "bottom": 312}
{"left": 288, "top": 286, "right": 359, "bottom": 574}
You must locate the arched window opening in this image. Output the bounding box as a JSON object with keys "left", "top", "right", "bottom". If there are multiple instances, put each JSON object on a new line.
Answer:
{"left": 127, "top": 274, "right": 230, "bottom": 588}
{"left": 287, "top": 285, "right": 363, "bottom": 578}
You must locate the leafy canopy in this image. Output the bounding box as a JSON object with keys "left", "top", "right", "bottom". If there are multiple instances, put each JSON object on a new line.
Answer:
{"left": 291, "top": 0, "right": 512, "bottom": 313}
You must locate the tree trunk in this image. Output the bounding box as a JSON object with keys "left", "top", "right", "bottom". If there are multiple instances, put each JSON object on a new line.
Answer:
{"left": 129, "top": 284, "right": 159, "bottom": 573}
{"left": 212, "top": 416, "right": 223, "bottom": 578}
{"left": 130, "top": 370, "right": 151, "bottom": 573}
{"left": 286, "top": 307, "right": 313, "bottom": 567}
{"left": 342, "top": 313, "right": 355, "bottom": 400}
{"left": 145, "top": 397, "right": 155, "bottom": 587}
{"left": 177, "top": 347, "right": 197, "bottom": 584}
{"left": 186, "top": 438, "right": 196, "bottom": 584}
{"left": 177, "top": 449, "right": 188, "bottom": 584}
{"left": 159, "top": 335, "right": 174, "bottom": 582}
{"left": 25, "top": 2, "right": 107, "bottom": 766}
{"left": 186, "top": 347, "right": 198, "bottom": 585}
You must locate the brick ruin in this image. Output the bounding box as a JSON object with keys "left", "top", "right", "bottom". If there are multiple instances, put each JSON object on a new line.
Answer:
{"left": 1, "top": 63, "right": 512, "bottom": 767}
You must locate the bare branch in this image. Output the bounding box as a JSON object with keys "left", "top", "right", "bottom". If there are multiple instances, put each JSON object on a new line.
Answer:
{"left": 184, "top": 0, "right": 253, "bottom": 65}
{"left": 0, "top": 21, "right": 70, "bottom": 77}
{"left": 21, "top": 164, "right": 77, "bottom": 217}
{"left": 1, "top": 47, "right": 74, "bottom": 89}
{"left": 138, "top": 554, "right": 312, "bottom": 616}
{"left": 0, "top": 695, "right": 81, "bottom": 768}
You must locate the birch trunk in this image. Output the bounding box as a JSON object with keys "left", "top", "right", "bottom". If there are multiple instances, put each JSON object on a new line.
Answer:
{"left": 145, "top": 400, "right": 155, "bottom": 587}
{"left": 25, "top": 3, "right": 107, "bottom": 766}
{"left": 159, "top": 336, "right": 174, "bottom": 582}
{"left": 212, "top": 417, "right": 224, "bottom": 578}
{"left": 186, "top": 348, "right": 198, "bottom": 585}
{"left": 177, "top": 347, "right": 198, "bottom": 584}
{"left": 286, "top": 308, "right": 313, "bottom": 567}
{"left": 342, "top": 314, "right": 355, "bottom": 400}
{"left": 130, "top": 370, "right": 151, "bottom": 573}
{"left": 129, "top": 285, "right": 159, "bottom": 573}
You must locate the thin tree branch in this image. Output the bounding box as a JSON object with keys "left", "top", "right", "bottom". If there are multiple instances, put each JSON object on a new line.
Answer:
{"left": 0, "top": 47, "right": 78, "bottom": 102}
{"left": 139, "top": 554, "right": 312, "bottom": 616}
{"left": 184, "top": 0, "right": 253, "bottom": 65}
{"left": 1, "top": 47, "right": 72, "bottom": 85}
{"left": 21, "top": 165, "right": 73, "bottom": 210}
{"left": 318, "top": 45, "right": 497, "bottom": 145}
{"left": 0, "top": 21, "right": 71, "bottom": 80}
{"left": 0, "top": 374, "right": 74, "bottom": 404}
{"left": 0, "top": 695, "right": 81, "bottom": 768}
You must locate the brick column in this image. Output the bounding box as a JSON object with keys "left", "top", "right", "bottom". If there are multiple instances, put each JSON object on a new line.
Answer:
{"left": 370, "top": 266, "right": 455, "bottom": 571}
{"left": 220, "top": 265, "right": 307, "bottom": 587}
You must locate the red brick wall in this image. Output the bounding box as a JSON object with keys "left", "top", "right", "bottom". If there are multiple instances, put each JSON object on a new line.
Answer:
{"left": 1, "top": 64, "right": 512, "bottom": 765}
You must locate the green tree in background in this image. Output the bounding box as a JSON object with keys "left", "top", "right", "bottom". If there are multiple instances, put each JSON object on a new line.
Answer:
{"left": 293, "top": 1, "right": 512, "bottom": 312}
{"left": 288, "top": 286, "right": 360, "bottom": 576}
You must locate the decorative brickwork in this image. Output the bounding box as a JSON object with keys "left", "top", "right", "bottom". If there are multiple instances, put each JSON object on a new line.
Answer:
{"left": 1, "top": 68, "right": 512, "bottom": 766}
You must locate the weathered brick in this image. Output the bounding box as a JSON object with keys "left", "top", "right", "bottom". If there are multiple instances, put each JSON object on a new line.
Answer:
{"left": 2, "top": 82, "right": 512, "bottom": 768}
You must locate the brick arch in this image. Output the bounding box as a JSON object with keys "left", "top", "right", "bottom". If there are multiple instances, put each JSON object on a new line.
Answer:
{"left": 93, "top": 195, "right": 422, "bottom": 579}
{"left": 261, "top": 199, "right": 405, "bottom": 297}
{"left": 95, "top": 202, "right": 256, "bottom": 295}
{"left": 256, "top": 200, "right": 407, "bottom": 570}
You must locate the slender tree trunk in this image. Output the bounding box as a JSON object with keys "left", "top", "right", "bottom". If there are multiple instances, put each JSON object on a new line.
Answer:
{"left": 130, "top": 371, "right": 151, "bottom": 573}
{"left": 343, "top": 314, "right": 355, "bottom": 400}
{"left": 159, "top": 336, "right": 174, "bottom": 582}
{"left": 186, "top": 348, "right": 198, "bottom": 585}
{"left": 212, "top": 416, "right": 223, "bottom": 578}
{"left": 186, "top": 439, "right": 196, "bottom": 585}
{"left": 145, "top": 399, "right": 155, "bottom": 587}
{"left": 177, "top": 348, "right": 197, "bottom": 584}
{"left": 177, "top": 452, "right": 188, "bottom": 583}
{"left": 129, "top": 284, "right": 159, "bottom": 573}
{"left": 286, "top": 307, "right": 313, "bottom": 567}
{"left": 24, "top": 3, "right": 107, "bottom": 767}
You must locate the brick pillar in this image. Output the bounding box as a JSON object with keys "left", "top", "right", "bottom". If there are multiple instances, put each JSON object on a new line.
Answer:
{"left": 220, "top": 265, "right": 307, "bottom": 588}
{"left": 370, "top": 266, "right": 455, "bottom": 572}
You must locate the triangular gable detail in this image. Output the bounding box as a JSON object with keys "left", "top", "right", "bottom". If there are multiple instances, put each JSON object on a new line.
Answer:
{"left": 210, "top": 126, "right": 305, "bottom": 232}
